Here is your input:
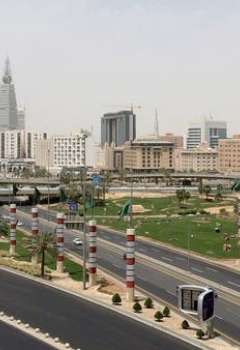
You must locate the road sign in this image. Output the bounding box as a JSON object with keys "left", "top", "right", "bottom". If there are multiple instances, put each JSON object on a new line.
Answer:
{"left": 91, "top": 175, "right": 102, "bottom": 186}
{"left": 198, "top": 289, "right": 215, "bottom": 322}
{"left": 177, "top": 285, "right": 208, "bottom": 316}
{"left": 68, "top": 202, "right": 78, "bottom": 211}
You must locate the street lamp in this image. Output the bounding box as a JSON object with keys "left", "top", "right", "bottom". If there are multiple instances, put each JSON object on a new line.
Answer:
{"left": 47, "top": 148, "right": 50, "bottom": 222}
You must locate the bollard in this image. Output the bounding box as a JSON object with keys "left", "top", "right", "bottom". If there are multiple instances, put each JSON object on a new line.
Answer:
{"left": 56, "top": 213, "right": 65, "bottom": 273}
{"left": 9, "top": 204, "right": 16, "bottom": 256}
{"left": 126, "top": 228, "right": 135, "bottom": 302}
{"left": 88, "top": 220, "right": 97, "bottom": 286}
{"left": 31, "top": 207, "right": 39, "bottom": 264}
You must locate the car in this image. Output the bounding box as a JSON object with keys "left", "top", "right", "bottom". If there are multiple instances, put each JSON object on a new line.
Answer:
{"left": 17, "top": 221, "right": 24, "bottom": 226}
{"left": 73, "top": 237, "right": 83, "bottom": 246}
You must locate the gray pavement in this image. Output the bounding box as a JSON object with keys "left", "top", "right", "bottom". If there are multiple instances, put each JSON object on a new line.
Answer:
{"left": 0, "top": 269, "right": 200, "bottom": 350}
{"left": 0, "top": 321, "right": 54, "bottom": 350}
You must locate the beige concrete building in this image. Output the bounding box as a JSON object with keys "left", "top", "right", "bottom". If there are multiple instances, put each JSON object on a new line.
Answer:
{"left": 159, "top": 133, "right": 184, "bottom": 148}
{"left": 175, "top": 144, "right": 218, "bottom": 172}
{"left": 123, "top": 137, "right": 174, "bottom": 171}
{"left": 218, "top": 137, "right": 240, "bottom": 173}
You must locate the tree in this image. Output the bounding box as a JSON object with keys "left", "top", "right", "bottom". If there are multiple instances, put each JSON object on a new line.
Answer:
{"left": 215, "top": 184, "right": 223, "bottom": 200}
{"left": 28, "top": 232, "right": 55, "bottom": 277}
{"left": 203, "top": 185, "right": 211, "bottom": 200}
{"left": 181, "top": 320, "right": 190, "bottom": 329}
{"left": 163, "top": 306, "right": 170, "bottom": 317}
{"left": 196, "top": 329, "right": 205, "bottom": 339}
{"left": 0, "top": 220, "right": 9, "bottom": 236}
{"left": 112, "top": 293, "right": 122, "bottom": 305}
{"left": 65, "top": 183, "right": 82, "bottom": 203}
{"left": 144, "top": 297, "right": 153, "bottom": 309}
{"left": 176, "top": 189, "right": 184, "bottom": 205}
{"left": 133, "top": 302, "right": 142, "bottom": 313}
{"left": 34, "top": 166, "right": 49, "bottom": 178}
{"left": 154, "top": 311, "right": 163, "bottom": 322}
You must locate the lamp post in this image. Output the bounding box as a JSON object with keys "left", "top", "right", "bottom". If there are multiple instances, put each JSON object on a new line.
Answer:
{"left": 47, "top": 148, "right": 50, "bottom": 222}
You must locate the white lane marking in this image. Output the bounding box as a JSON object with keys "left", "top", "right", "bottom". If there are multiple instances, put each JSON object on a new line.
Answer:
{"left": 216, "top": 315, "right": 224, "bottom": 321}
{"left": 228, "top": 280, "right": 240, "bottom": 289}
{"left": 191, "top": 267, "right": 203, "bottom": 273}
{"left": 166, "top": 289, "right": 176, "bottom": 296}
{"left": 176, "top": 256, "right": 186, "bottom": 261}
{"left": 206, "top": 267, "right": 217, "bottom": 273}
{"left": 161, "top": 256, "right": 173, "bottom": 262}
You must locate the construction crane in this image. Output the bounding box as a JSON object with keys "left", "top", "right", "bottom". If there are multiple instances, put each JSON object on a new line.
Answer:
{"left": 103, "top": 104, "right": 142, "bottom": 113}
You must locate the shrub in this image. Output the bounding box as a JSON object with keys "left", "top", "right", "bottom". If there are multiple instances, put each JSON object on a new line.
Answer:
{"left": 133, "top": 302, "right": 142, "bottom": 313}
{"left": 219, "top": 208, "right": 227, "bottom": 215}
{"left": 163, "top": 306, "right": 170, "bottom": 317}
{"left": 112, "top": 293, "right": 122, "bottom": 305}
{"left": 181, "top": 320, "right": 190, "bottom": 329}
{"left": 196, "top": 329, "right": 205, "bottom": 339}
{"left": 144, "top": 297, "right": 153, "bottom": 309}
{"left": 154, "top": 311, "right": 163, "bottom": 322}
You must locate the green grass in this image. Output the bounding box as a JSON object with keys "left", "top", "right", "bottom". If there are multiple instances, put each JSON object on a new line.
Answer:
{"left": 0, "top": 231, "right": 83, "bottom": 280}
{"left": 97, "top": 215, "right": 240, "bottom": 259}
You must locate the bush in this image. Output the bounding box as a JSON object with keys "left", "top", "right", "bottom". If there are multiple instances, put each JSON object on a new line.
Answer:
{"left": 219, "top": 208, "right": 227, "bottom": 215}
{"left": 154, "top": 311, "right": 163, "bottom": 322}
{"left": 163, "top": 306, "right": 170, "bottom": 317}
{"left": 199, "top": 209, "right": 208, "bottom": 215}
{"left": 133, "top": 302, "right": 142, "bottom": 313}
{"left": 112, "top": 293, "right": 122, "bottom": 305}
{"left": 144, "top": 297, "right": 153, "bottom": 309}
{"left": 196, "top": 329, "right": 205, "bottom": 339}
{"left": 181, "top": 320, "right": 190, "bottom": 329}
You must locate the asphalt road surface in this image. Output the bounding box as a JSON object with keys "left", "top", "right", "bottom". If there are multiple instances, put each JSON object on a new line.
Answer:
{"left": 6, "top": 206, "right": 240, "bottom": 343}
{"left": 0, "top": 269, "right": 200, "bottom": 350}
{"left": 0, "top": 321, "right": 54, "bottom": 350}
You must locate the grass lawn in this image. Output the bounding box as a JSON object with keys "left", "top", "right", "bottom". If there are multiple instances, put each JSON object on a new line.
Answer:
{"left": 51, "top": 195, "right": 233, "bottom": 217}
{"left": 0, "top": 231, "right": 83, "bottom": 281}
{"left": 97, "top": 215, "right": 240, "bottom": 259}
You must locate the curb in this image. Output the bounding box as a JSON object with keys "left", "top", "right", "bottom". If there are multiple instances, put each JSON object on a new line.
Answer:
{"left": 0, "top": 266, "right": 213, "bottom": 350}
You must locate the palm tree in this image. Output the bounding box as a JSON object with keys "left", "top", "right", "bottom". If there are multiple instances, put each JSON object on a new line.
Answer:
{"left": 28, "top": 232, "right": 55, "bottom": 277}
{"left": 203, "top": 185, "right": 211, "bottom": 200}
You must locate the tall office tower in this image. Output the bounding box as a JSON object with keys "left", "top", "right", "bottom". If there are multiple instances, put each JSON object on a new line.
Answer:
{"left": 186, "top": 118, "right": 227, "bottom": 149}
{"left": 17, "top": 108, "right": 25, "bottom": 130}
{"left": 101, "top": 110, "right": 136, "bottom": 146}
{"left": 0, "top": 57, "right": 18, "bottom": 130}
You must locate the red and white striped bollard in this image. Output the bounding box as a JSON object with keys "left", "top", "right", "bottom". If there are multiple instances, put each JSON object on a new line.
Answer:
{"left": 88, "top": 220, "right": 97, "bottom": 286}
{"left": 31, "top": 207, "right": 39, "bottom": 264}
{"left": 126, "top": 228, "right": 135, "bottom": 302}
{"left": 56, "top": 213, "right": 64, "bottom": 273}
{"left": 9, "top": 204, "right": 16, "bottom": 256}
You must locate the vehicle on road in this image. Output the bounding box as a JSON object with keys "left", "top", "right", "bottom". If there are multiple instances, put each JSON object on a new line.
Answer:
{"left": 73, "top": 237, "right": 83, "bottom": 246}
{"left": 17, "top": 221, "right": 24, "bottom": 226}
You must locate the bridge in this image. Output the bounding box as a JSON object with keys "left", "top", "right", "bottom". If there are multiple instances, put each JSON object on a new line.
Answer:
{"left": 0, "top": 177, "right": 60, "bottom": 186}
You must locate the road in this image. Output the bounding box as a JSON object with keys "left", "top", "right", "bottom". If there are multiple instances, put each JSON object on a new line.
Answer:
{"left": 0, "top": 269, "right": 199, "bottom": 350}
{"left": 0, "top": 321, "right": 54, "bottom": 350}
{"left": 29, "top": 206, "right": 240, "bottom": 294}
{"left": 5, "top": 205, "right": 240, "bottom": 343}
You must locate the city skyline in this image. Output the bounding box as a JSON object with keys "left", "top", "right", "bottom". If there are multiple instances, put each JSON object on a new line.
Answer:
{"left": 0, "top": 1, "right": 240, "bottom": 140}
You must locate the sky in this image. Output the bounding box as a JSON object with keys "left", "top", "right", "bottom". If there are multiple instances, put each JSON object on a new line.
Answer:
{"left": 1, "top": 0, "right": 240, "bottom": 143}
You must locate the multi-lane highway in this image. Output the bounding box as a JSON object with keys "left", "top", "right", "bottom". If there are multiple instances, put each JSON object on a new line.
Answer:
{"left": 0, "top": 269, "right": 199, "bottom": 350}
{"left": 0, "top": 321, "right": 54, "bottom": 350}
{"left": 5, "top": 205, "right": 240, "bottom": 344}
{"left": 22, "top": 206, "right": 240, "bottom": 295}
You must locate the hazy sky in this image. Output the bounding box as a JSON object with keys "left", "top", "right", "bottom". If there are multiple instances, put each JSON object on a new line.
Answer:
{"left": 1, "top": 0, "right": 240, "bottom": 141}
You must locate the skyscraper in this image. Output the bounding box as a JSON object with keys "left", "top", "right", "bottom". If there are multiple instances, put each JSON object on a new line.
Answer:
{"left": 186, "top": 118, "right": 227, "bottom": 149}
{"left": 0, "top": 57, "right": 18, "bottom": 130}
{"left": 101, "top": 110, "right": 136, "bottom": 146}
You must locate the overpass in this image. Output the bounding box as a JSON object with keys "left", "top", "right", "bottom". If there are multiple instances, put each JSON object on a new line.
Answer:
{"left": 0, "top": 177, "right": 60, "bottom": 186}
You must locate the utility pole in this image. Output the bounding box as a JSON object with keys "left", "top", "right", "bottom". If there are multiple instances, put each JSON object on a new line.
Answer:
{"left": 81, "top": 173, "right": 87, "bottom": 290}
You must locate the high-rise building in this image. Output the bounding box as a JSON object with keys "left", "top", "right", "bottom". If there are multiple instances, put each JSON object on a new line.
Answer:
{"left": 0, "top": 57, "right": 19, "bottom": 130}
{"left": 218, "top": 136, "right": 240, "bottom": 173}
{"left": 0, "top": 130, "right": 25, "bottom": 159}
{"left": 101, "top": 110, "right": 136, "bottom": 146}
{"left": 186, "top": 118, "right": 227, "bottom": 149}
{"left": 17, "top": 108, "right": 25, "bottom": 130}
{"left": 35, "top": 131, "right": 87, "bottom": 173}
{"left": 25, "top": 131, "right": 48, "bottom": 159}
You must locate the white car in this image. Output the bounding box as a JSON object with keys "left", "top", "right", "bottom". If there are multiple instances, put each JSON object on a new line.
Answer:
{"left": 17, "top": 221, "right": 24, "bottom": 226}
{"left": 73, "top": 237, "right": 83, "bottom": 246}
